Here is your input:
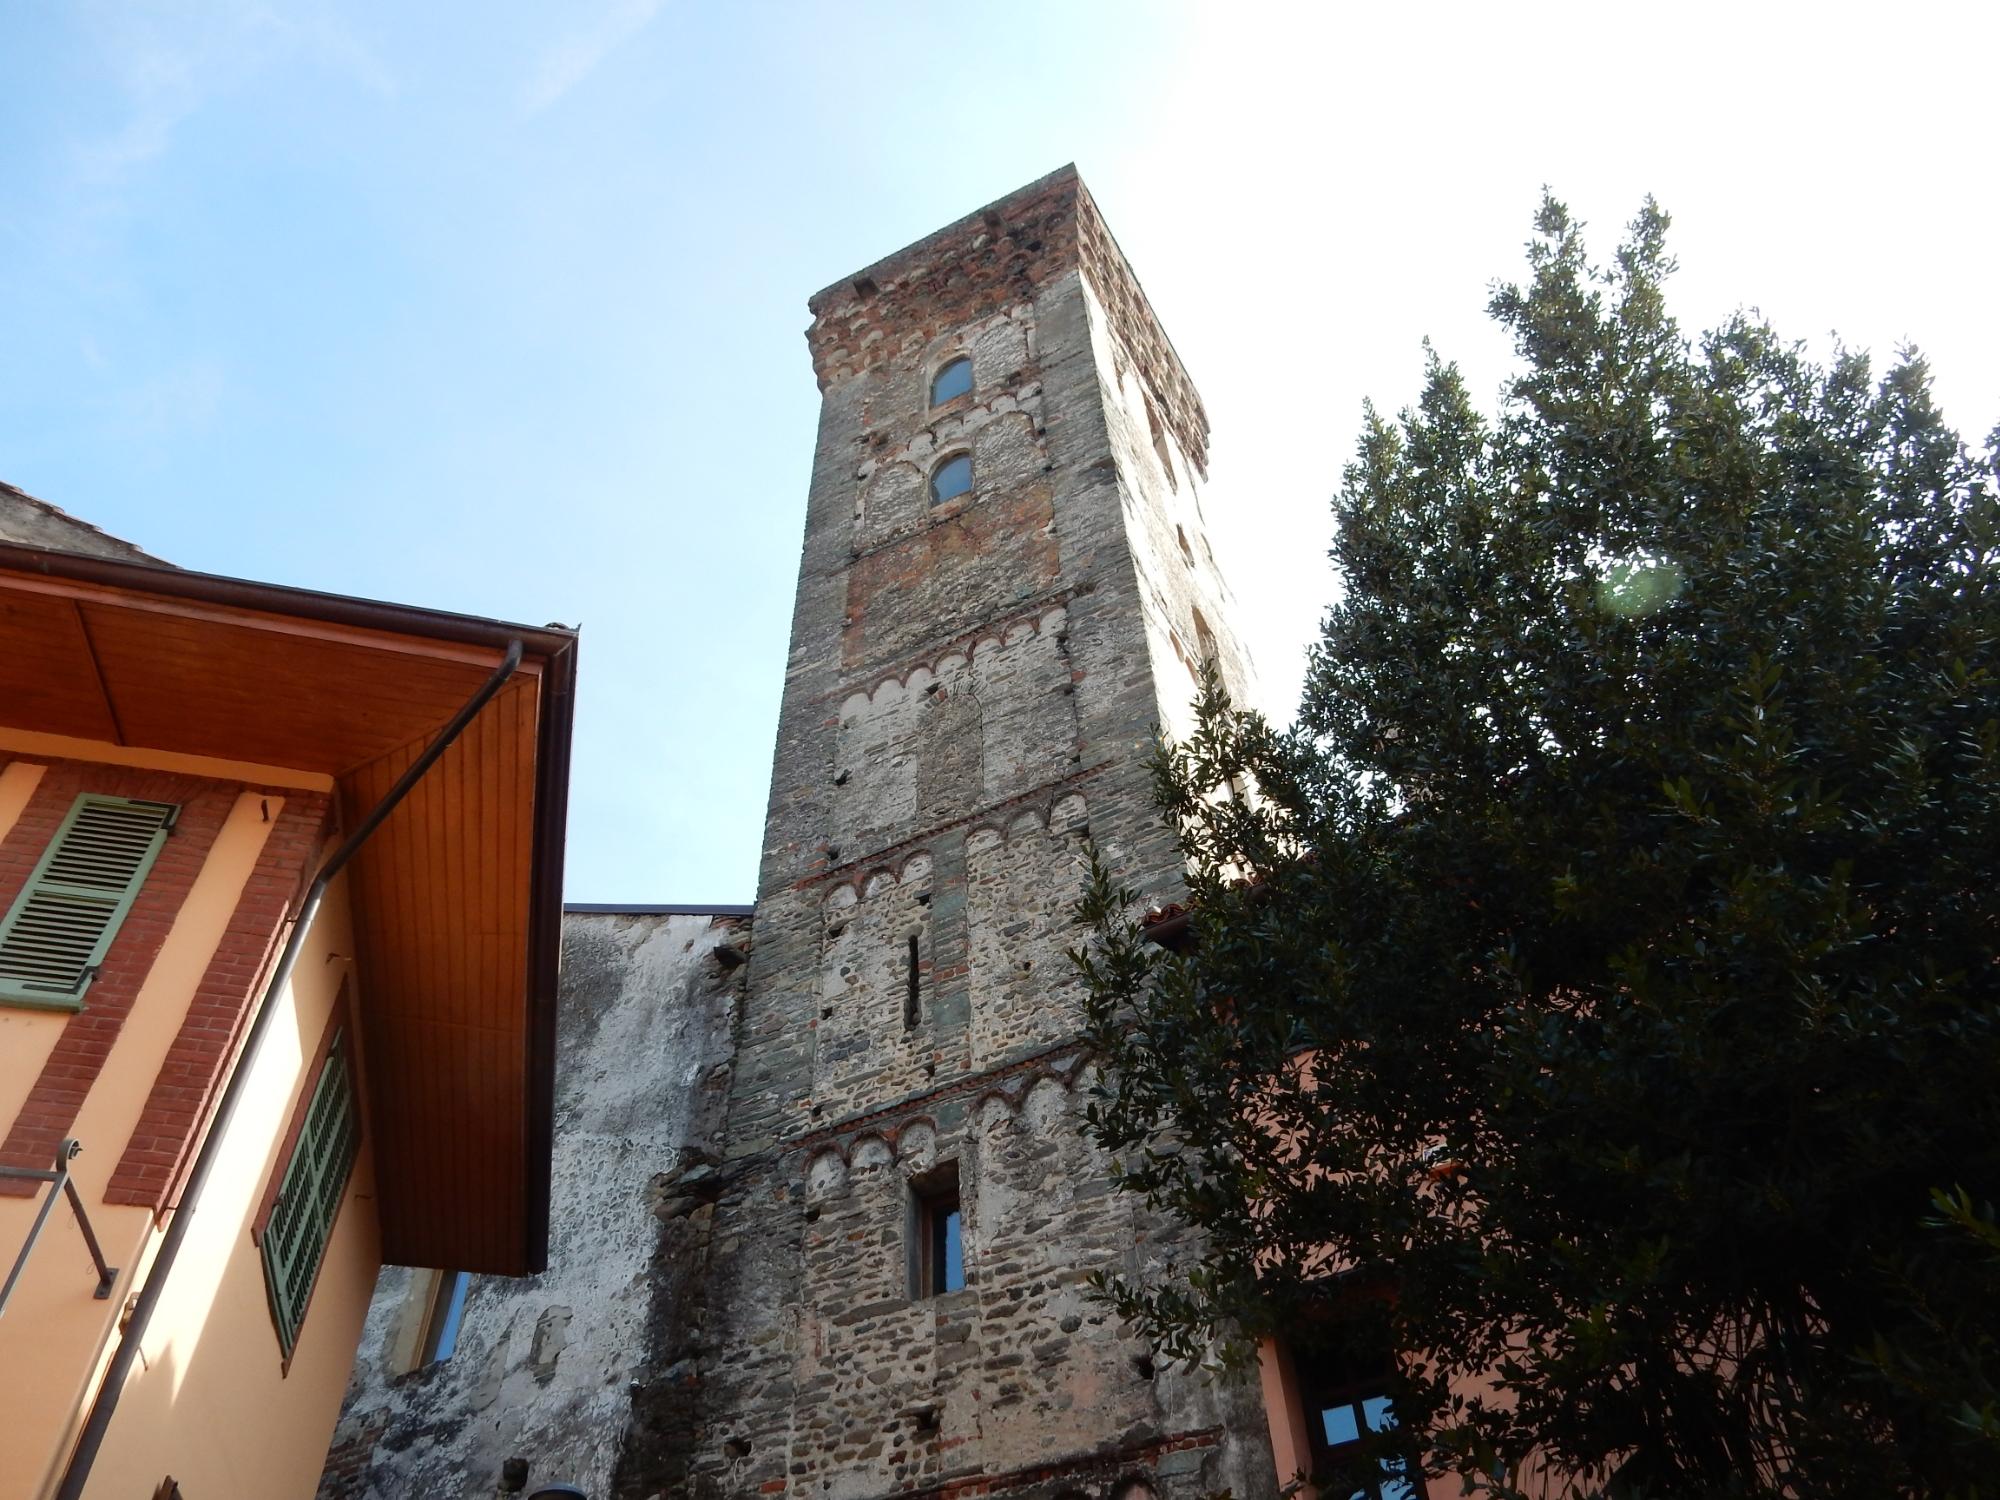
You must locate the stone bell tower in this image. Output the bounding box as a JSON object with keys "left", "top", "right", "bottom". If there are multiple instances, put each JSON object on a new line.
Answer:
{"left": 633, "top": 166, "right": 1274, "bottom": 1500}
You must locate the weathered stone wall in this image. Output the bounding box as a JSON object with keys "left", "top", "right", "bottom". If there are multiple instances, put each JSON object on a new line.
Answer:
{"left": 830, "top": 605, "right": 1079, "bottom": 858}
{"left": 655, "top": 166, "right": 1276, "bottom": 1500}
{"left": 965, "top": 797, "right": 1092, "bottom": 1067}
{"left": 806, "top": 166, "right": 1209, "bottom": 484}
{"left": 1075, "top": 269, "right": 1253, "bottom": 748}
{"left": 771, "top": 1057, "right": 1230, "bottom": 1500}
{"left": 319, "top": 909, "right": 746, "bottom": 1500}
{"left": 813, "top": 855, "right": 940, "bottom": 1117}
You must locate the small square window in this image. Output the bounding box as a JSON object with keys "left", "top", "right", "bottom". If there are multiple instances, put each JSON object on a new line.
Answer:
{"left": 909, "top": 1162, "right": 964, "bottom": 1297}
{"left": 1292, "top": 1341, "right": 1416, "bottom": 1500}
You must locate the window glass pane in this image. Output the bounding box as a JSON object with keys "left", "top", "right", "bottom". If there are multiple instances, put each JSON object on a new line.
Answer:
{"left": 931, "top": 454, "right": 972, "bottom": 504}
{"left": 1362, "top": 1394, "right": 1396, "bottom": 1432}
{"left": 1321, "top": 1402, "right": 1361, "bottom": 1447}
{"left": 931, "top": 357, "right": 972, "bottom": 405}
{"left": 432, "top": 1271, "right": 470, "bottom": 1362}
{"left": 942, "top": 1209, "right": 964, "bottom": 1291}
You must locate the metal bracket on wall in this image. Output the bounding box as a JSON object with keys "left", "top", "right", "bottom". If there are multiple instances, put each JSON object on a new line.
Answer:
{"left": 0, "top": 1138, "right": 119, "bottom": 1317}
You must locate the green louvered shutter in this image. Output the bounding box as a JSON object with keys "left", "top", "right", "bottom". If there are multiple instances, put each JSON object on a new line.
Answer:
{"left": 0, "top": 794, "right": 176, "bottom": 1009}
{"left": 262, "top": 1033, "right": 361, "bottom": 1357}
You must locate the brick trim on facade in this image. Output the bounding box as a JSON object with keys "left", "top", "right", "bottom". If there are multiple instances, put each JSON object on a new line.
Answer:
{"left": 804, "top": 167, "right": 1208, "bottom": 477}
{"left": 106, "top": 791, "right": 333, "bottom": 1212}
{"left": 319, "top": 1412, "right": 389, "bottom": 1496}
{"left": 0, "top": 758, "right": 240, "bottom": 1195}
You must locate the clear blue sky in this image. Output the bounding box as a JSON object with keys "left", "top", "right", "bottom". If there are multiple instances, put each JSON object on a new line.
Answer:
{"left": 5, "top": 2, "right": 1994, "bottom": 902}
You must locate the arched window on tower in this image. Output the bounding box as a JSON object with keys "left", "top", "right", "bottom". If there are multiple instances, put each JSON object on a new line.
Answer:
{"left": 930, "top": 452, "right": 973, "bottom": 505}
{"left": 930, "top": 356, "right": 973, "bottom": 406}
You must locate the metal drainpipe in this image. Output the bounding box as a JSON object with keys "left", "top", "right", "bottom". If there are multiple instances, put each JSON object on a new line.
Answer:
{"left": 52, "top": 638, "right": 525, "bottom": 1500}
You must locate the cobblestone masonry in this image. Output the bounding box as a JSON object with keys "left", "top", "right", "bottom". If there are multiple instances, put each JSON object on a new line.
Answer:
{"left": 321, "top": 166, "right": 1271, "bottom": 1500}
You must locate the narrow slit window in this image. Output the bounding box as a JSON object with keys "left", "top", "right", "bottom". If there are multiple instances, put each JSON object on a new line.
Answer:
{"left": 905, "top": 934, "right": 921, "bottom": 1029}
{"left": 910, "top": 1163, "right": 964, "bottom": 1297}
{"left": 930, "top": 356, "right": 973, "bottom": 406}
{"left": 419, "top": 1270, "right": 471, "bottom": 1364}
{"left": 930, "top": 453, "right": 972, "bottom": 505}
{"left": 930, "top": 1198, "right": 963, "bottom": 1293}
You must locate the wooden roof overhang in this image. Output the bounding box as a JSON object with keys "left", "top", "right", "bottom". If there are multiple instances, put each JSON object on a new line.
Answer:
{"left": 0, "top": 543, "right": 577, "bottom": 1275}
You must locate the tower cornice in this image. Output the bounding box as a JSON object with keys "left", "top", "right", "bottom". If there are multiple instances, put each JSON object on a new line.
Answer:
{"left": 805, "top": 165, "right": 1210, "bottom": 476}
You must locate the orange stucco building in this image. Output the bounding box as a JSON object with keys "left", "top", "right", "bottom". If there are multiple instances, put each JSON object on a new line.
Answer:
{"left": 0, "top": 490, "right": 576, "bottom": 1499}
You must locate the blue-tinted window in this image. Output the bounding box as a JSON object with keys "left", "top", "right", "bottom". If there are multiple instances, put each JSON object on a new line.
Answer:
{"left": 1301, "top": 1365, "right": 1412, "bottom": 1500}
{"left": 421, "top": 1270, "right": 471, "bottom": 1364}
{"left": 931, "top": 453, "right": 972, "bottom": 504}
{"left": 939, "top": 1208, "right": 964, "bottom": 1292}
{"left": 914, "top": 1165, "right": 965, "bottom": 1297}
{"left": 930, "top": 356, "right": 973, "bottom": 405}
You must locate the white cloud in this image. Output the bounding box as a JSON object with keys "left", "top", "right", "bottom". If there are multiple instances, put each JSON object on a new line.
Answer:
{"left": 522, "top": 0, "right": 665, "bottom": 114}
{"left": 71, "top": 1, "right": 396, "bottom": 188}
{"left": 1087, "top": 0, "right": 2000, "bottom": 726}
{"left": 72, "top": 21, "right": 199, "bottom": 184}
